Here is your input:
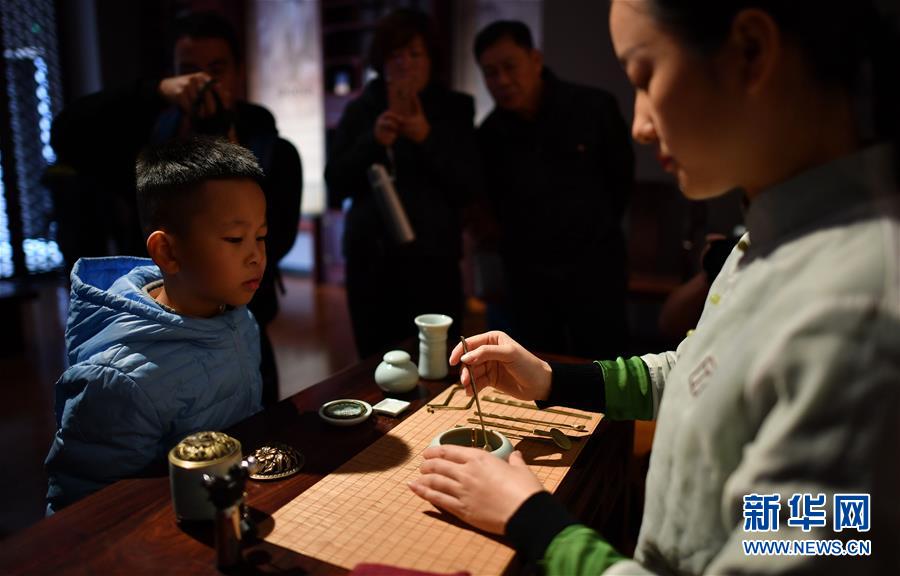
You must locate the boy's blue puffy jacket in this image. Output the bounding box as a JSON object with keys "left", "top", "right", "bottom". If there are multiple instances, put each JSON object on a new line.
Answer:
{"left": 45, "top": 257, "right": 263, "bottom": 512}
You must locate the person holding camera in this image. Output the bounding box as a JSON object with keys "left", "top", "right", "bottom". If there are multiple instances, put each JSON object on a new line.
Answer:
{"left": 49, "top": 12, "right": 302, "bottom": 406}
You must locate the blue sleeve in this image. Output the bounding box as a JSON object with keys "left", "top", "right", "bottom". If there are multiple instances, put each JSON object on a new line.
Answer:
{"left": 45, "top": 363, "right": 164, "bottom": 512}
{"left": 241, "top": 310, "right": 264, "bottom": 414}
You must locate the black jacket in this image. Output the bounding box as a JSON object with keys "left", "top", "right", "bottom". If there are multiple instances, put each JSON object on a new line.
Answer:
{"left": 325, "top": 78, "right": 478, "bottom": 265}
{"left": 478, "top": 69, "right": 633, "bottom": 279}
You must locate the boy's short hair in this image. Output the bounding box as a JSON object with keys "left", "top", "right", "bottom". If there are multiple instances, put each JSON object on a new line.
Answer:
{"left": 171, "top": 11, "right": 242, "bottom": 62}
{"left": 136, "top": 137, "right": 264, "bottom": 238}
{"left": 473, "top": 20, "right": 534, "bottom": 61}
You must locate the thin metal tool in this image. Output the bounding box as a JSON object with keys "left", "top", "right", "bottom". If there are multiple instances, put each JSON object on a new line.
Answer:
{"left": 474, "top": 410, "right": 587, "bottom": 431}
{"left": 465, "top": 418, "right": 572, "bottom": 451}
{"left": 460, "top": 336, "right": 490, "bottom": 449}
{"left": 483, "top": 395, "right": 592, "bottom": 420}
{"left": 454, "top": 424, "right": 530, "bottom": 442}
{"left": 426, "top": 385, "right": 477, "bottom": 412}
{"left": 428, "top": 384, "right": 461, "bottom": 407}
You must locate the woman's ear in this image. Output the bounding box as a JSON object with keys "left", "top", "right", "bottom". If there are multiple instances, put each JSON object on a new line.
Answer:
{"left": 146, "top": 230, "right": 180, "bottom": 275}
{"left": 728, "top": 9, "right": 781, "bottom": 95}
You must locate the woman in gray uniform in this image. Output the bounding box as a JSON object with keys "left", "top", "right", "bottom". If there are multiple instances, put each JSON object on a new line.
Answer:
{"left": 410, "top": 1, "right": 900, "bottom": 574}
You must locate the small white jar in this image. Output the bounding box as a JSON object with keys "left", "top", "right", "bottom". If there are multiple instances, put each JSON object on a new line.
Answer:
{"left": 374, "top": 350, "right": 419, "bottom": 393}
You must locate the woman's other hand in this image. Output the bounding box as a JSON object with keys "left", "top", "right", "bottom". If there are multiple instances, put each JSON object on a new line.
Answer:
{"left": 409, "top": 446, "right": 544, "bottom": 534}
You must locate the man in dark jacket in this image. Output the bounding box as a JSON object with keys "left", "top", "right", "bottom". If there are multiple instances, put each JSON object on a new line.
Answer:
{"left": 49, "top": 12, "right": 302, "bottom": 406}
{"left": 474, "top": 20, "right": 634, "bottom": 359}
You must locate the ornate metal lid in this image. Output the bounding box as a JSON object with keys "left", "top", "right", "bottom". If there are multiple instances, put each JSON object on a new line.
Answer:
{"left": 169, "top": 431, "right": 240, "bottom": 467}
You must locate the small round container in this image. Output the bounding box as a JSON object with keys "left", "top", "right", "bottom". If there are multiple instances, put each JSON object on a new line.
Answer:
{"left": 319, "top": 399, "right": 373, "bottom": 426}
{"left": 168, "top": 431, "right": 242, "bottom": 521}
{"left": 429, "top": 427, "right": 513, "bottom": 460}
{"left": 375, "top": 350, "right": 420, "bottom": 393}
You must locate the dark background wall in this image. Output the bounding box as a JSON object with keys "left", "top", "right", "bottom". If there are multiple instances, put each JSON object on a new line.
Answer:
{"left": 542, "top": 0, "right": 665, "bottom": 182}
{"left": 56, "top": 0, "right": 246, "bottom": 102}
{"left": 542, "top": 0, "right": 745, "bottom": 244}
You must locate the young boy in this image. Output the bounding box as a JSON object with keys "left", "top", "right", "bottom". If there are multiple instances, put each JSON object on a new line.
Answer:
{"left": 45, "top": 137, "right": 267, "bottom": 513}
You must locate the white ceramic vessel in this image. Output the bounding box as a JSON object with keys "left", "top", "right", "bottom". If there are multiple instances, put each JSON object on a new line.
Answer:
{"left": 374, "top": 350, "right": 419, "bottom": 393}
{"left": 429, "top": 427, "right": 513, "bottom": 460}
{"left": 414, "top": 313, "right": 453, "bottom": 380}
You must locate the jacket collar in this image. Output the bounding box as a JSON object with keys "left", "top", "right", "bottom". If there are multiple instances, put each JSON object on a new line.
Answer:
{"left": 744, "top": 143, "right": 899, "bottom": 260}
{"left": 492, "top": 67, "right": 560, "bottom": 125}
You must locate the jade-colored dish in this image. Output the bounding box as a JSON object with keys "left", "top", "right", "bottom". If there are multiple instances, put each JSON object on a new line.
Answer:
{"left": 429, "top": 427, "right": 513, "bottom": 460}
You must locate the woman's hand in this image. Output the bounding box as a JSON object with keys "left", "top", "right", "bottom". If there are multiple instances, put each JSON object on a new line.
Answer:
{"left": 398, "top": 95, "right": 431, "bottom": 143}
{"left": 451, "top": 331, "right": 552, "bottom": 401}
{"left": 409, "top": 445, "right": 544, "bottom": 534}
{"left": 374, "top": 110, "right": 403, "bottom": 147}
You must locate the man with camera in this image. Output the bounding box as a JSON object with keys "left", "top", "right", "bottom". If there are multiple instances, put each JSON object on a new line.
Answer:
{"left": 49, "top": 12, "right": 302, "bottom": 406}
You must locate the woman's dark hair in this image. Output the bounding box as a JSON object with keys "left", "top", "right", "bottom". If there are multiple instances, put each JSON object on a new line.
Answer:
{"left": 367, "top": 8, "right": 439, "bottom": 78}
{"left": 646, "top": 0, "right": 899, "bottom": 144}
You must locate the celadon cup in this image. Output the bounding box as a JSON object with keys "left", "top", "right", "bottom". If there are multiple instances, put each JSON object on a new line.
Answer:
{"left": 429, "top": 427, "right": 513, "bottom": 460}
{"left": 414, "top": 313, "right": 453, "bottom": 380}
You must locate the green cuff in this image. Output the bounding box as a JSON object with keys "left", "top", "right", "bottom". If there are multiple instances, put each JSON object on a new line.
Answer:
{"left": 542, "top": 524, "right": 627, "bottom": 575}
{"left": 597, "top": 356, "right": 653, "bottom": 420}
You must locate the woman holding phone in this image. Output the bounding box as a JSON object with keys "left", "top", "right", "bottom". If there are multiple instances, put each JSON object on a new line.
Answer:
{"left": 325, "top": 9, "right": 478, "bottom": 359}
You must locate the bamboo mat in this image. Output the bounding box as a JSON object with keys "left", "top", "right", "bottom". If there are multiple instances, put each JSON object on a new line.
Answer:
{"left": 265, "top": 385, "right": 603, "bottom": 574}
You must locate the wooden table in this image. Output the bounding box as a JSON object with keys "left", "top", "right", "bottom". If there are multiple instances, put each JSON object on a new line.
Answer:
{"left": 0, "top": 347, "right": 633, "bottom": 575}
